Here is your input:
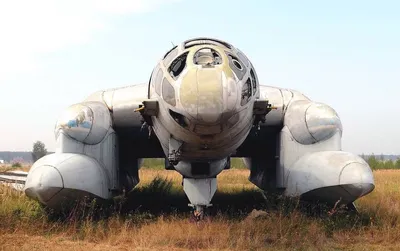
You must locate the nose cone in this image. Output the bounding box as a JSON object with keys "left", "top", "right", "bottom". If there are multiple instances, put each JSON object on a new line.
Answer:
{"left": 24, "top": 165, "right": 63, "bottom": 204}
{"left": 180, "top": 67, "right": 237, "bottom": 124}
{"left": 339, "top": 162, "right": 375, "bottom": 198}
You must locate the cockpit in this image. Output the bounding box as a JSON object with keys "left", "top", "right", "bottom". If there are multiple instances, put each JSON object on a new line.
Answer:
{"left": 148, "top": 37, "right": 259, "bottom": 132}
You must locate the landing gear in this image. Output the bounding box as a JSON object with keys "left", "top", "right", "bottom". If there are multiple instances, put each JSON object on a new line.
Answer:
{"left": 189, "top": 204, "right": 212, "bottom": 221}
{"left": 183, "top": 178, "right": 217, "bottom": 221}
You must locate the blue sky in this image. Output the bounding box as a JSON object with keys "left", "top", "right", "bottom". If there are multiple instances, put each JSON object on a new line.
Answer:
{"left": 0, "top": 0, "right": 399, "bottom": 154}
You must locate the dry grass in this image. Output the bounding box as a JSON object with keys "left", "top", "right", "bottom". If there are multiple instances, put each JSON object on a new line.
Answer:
{"left": 0, "top": 164, "right": 30, "bottom": 173}
{"left": 1, "top": 168, "right": 400, "bottom": 250}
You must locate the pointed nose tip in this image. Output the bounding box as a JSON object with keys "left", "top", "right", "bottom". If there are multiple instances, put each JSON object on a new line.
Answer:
{"left": 339, "top": 162, "right": 375, "bottom": 198}
{"left": 24, "top": 165, "right": 64, "bottom": 204}
{"left": 341, "top": 183, "right": 375, "bottom": 199}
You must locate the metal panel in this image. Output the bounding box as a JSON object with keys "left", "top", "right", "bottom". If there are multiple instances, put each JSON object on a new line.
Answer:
{"left": 183, "top": 178, "right": 217, "bottom": 206}
{"left": 284, "top": 151, "right": 375, "bottom": 204}
{"left": 109, "top": 84, "right": 148, "bottom": 128}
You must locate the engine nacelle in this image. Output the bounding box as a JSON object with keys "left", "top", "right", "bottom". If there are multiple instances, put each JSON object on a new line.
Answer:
{"left": 284, "top": 151, "right": 375, "bottom": 204}
{"left": 284, "top": 100, "right": 343, "bottom": 145}
{"left": 24, "top": 153, "right": 112, "bottom": 208}
{"left": 55, "top": 101, "right": 111, "bottom": 145}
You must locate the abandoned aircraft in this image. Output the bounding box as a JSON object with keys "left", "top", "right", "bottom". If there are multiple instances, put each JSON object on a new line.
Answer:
{"left": 21, "top": 37, "right": 375, "bottom": 218}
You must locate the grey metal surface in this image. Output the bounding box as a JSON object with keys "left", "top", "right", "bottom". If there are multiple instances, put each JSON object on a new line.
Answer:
{"left": 183, "top": 178, "right": 217, "bottom": 206}
{"left": 24, "top": 153, "right": 112, "bottom": 206}
{"left": 85, "top": 84, "right": 148, "bottom": 128}
{"left": 149, "top": 38, "right": 259, "bottom": 161}
{"left": 285, "top": 151, "right": 374, "bottom": 204}
{"left": 23, "top": 37, "right": 375, "bottom": 211}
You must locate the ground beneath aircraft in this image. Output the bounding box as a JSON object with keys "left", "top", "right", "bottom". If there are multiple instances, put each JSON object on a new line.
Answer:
{"left": 1, "top": 167, "right": 400, "bottom": 250}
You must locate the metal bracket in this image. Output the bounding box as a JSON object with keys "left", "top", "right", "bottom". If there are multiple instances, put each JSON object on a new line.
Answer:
{"left": 168, "top": 137, "right": 183, "bottom": 165}
{"left": 253, "top": 99, "right": 277, "bottom": 125}
{"left": 135, "top": 100, "right": 159, "bottom": 126}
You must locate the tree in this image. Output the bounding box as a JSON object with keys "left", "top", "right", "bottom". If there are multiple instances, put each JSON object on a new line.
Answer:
{"left": 367, "top": 154, "right": 379, "bottom": 170}
{"left": 384, "top": 159, "right": 394, "bottom": 169}
{"left": 32, "top": 141, "right": 47, "bottom": 162}
{"left": 396, "top": 158, "right": 400, "bottom": 169}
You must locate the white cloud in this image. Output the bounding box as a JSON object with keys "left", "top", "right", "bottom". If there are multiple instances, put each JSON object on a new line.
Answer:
{"left": 0, "top": 0, "right": 180, "bottom": 82}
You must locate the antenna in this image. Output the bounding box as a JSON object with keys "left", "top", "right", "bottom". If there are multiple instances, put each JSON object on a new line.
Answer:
{"left": 171, "top": 41, "right": 175, "bottom": 47}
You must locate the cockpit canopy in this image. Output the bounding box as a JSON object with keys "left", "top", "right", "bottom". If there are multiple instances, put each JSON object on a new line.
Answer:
{"left": 149, "top": 37, "right": 259, "bottom": 116}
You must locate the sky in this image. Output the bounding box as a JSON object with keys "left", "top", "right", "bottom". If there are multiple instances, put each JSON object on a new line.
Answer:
{"left": 0, "top": 0, "right": 399, "bottom": 154}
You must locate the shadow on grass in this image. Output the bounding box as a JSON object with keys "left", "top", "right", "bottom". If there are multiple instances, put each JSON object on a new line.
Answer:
{"left": 117, "top": 176, "right": 277, "bottom": 219}
{"left": 41, "top": 176, "right": 374, "bottom": 232}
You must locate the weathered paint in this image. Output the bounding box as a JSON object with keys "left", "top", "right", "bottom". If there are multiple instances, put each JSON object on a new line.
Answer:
{"left": 23, "top": 37, "right": 375, "bottom": 212}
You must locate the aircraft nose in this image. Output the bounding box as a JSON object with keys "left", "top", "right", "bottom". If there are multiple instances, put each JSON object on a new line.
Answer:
{"left": 24, "top": 165, "right": 64, "bottom": 204}
{"left": 339, "top": 162, "right": 375, "bottom": 198}
{"left": 180, "top": 68, "right": 223, "bottom": 123}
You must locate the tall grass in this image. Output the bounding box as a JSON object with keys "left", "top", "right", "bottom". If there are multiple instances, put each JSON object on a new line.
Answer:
{"left": 1, "top": 169, "right": 400, "bottom": 250}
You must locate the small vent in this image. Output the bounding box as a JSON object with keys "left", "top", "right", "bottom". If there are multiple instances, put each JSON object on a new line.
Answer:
{"left": 169, "top": 109, "right": 189, "bottom": 128}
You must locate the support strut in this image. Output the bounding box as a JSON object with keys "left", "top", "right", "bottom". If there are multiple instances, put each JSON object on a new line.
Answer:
{"left": 183, "top": 178, "right": 217, "bottom": 220}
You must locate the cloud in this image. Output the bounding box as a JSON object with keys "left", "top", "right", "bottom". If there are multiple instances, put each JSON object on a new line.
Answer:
{"left": 0, "top": 0, "right": 180, "bottom": 82}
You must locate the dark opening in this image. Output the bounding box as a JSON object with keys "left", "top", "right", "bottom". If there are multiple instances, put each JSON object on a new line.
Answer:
{"left": 163, "top": 45, "right": 179, "bottom": 67}
{"left": 193, "top": 48, "right": 222, "bottom": 66}
{"left": 226, "top": 53, "right": 246, "bottom": 80}
{"left": 169, "top": 109, "right": 189, "bottom": 128}
{"left": 191, "top": 162, "right": 210, "bottom": 176}
{"left": 250, "top": 69, "right": 257, "bottom": 95}
{"left": 169, "top": 52, "right": 188, "bottom": 78}
{"left": 233, "top": 59, "right": 242, "bottom": 70}
{"left": 241, "top": 78, "right": 252, "bottom": 106}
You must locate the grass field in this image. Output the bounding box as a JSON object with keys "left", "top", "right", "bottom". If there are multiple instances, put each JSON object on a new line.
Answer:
{"left": 1, "top": 165, "right": 400, "bottom": 250}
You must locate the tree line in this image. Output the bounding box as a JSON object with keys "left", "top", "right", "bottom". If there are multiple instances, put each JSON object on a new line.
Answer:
{"left": 362, "top": 154, "right": 400, "bottom": 170}
{"left": 3, "top": 141, "right": 400, "bottom": 171}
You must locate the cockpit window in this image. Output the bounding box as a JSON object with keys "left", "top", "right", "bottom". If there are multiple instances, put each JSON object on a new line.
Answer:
{"left": 184, "top": 38, "right": 232, "bottom": 49}
{"left": 169, "top": 52, "right": 188, "bottom": 79}
{"left": 193, "top": 48, "right": 222, "bottom": 66}
{"left": 162, "top": 78, "right": 176, "bottom": 106}
{"left": 250, "top": 69, "right": 257, "bottom": 95}
{"left": 163, "top": 45, "right": 178, "bottom": 67}
{"left": 226, "top": 52, "right": 246, "bottom": 80}
{"left": 241, "top": 78, "right": 252, "bottom": 106}
{"left": 155, "top": 68, "right": 163, "bottom": 95}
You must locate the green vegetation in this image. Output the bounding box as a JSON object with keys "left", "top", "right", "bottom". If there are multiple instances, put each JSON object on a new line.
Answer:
{"left": 141, "top": 157, "right": 247, "bottom": 170}
{"left": 11, "top": 162, "right": 22, "bottom": 168}
{"left": 364, "top": 154, "right": 400, "bottom": 170}
{"left": 141, "top": 156, "right": 400, "bottom": 171}
{"left": 31, "top": 140, "right": 48, "bottom": 162}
